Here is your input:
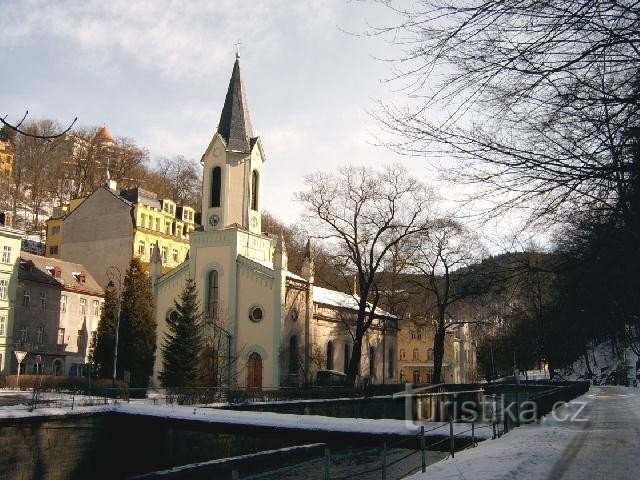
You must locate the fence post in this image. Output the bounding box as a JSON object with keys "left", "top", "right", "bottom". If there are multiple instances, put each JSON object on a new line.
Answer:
{"left": 421, "top": 426, "right": 426, "bottom": 472}
{"left": 382, "top": 441, "right": 387, "bottom": 480}
{"left": 449, "top": 416, "right": 455, "bottom": 458}
{"left": 471, "top": 422, "right": 475, "bottom": 446}
{"left": 324, "top": 447, "right": 331, "bottom": 480}
{"left": 231, "top": 470, "right": 239, "bottom": 480}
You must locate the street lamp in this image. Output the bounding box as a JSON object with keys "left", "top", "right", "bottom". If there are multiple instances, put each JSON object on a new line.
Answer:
{"left": 106, "top": 266, "right": 122, "bottom": 387}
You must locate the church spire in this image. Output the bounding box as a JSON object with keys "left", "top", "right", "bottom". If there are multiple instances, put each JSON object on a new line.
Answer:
{"left": 217, "top": 57, "right": 254, "bottom": 153}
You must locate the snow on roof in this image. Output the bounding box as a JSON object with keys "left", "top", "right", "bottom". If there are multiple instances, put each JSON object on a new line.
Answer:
{"left": 312, "top": 286, "right": 396, "bottom": 319}
{"left": 237, "top": 255, "right": 307, "bottom": 282}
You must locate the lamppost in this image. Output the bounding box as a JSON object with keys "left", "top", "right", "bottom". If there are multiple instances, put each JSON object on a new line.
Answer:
{"left": 106, "top": 266, "right": 122, "bottom": 387}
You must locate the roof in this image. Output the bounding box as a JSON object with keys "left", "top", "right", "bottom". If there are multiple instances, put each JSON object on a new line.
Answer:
{"left": 217, "top": 58, "right": 255, "bottom": 153}
{"left": 96, "top": 125, "right": 115, "bottom": 143}
{"left": 119, "top": 187, "right": 162, "bottom": 210}
{"left": 18, "top": 251, "right": 104, "bottom": 296}
{"left": 236, "top": 254, "right": 396, "bottom": 319}
{"left": 312, "top": 286, "right": 397, "bottom": 319}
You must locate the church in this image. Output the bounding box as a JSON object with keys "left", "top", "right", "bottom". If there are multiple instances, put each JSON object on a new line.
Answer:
{"left": 150, "top": 55, "right": 398, "bottom": 389}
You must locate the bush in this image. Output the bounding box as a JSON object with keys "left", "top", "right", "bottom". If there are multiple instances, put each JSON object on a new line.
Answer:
{"left": 3, "top": 375, "right": 128, "bottom": 394}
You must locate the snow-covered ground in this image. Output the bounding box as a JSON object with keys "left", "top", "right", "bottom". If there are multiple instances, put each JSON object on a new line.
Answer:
{"left": 408, "top": 386, "right": 640, "bottom": 480}
{"left": 558, "top": 340, "right": 639, "bottom": 385}
{"left": 0, "top": 392, "right": 492, "bottom": 440}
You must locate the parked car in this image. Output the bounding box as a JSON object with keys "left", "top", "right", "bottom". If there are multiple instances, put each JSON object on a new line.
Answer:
{"left": 315, "top": 370, "right": 347, "bottom": 387}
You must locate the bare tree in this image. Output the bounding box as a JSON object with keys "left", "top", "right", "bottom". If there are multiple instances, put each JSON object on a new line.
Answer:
{"left": 146, "top": 155, "right": 201, "bottom": 207}
{"left": 410, "top": 219, "right": 488, "bottom": 383}
{"left": 297, "top": 164, "right": 435, "bottom": 385}
{"left": 1, "top": 111, "right": 76, "bottom": 140}
{"left": 370, "top": 1, "right": 640, "bottom": 227}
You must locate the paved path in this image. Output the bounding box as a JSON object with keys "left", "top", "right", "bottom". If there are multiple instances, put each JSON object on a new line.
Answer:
{"left": 547, "top": 386, "right": 640, "bottom": 480}
{"left": 409, "top": 386, "right": 640, "bottom": 480}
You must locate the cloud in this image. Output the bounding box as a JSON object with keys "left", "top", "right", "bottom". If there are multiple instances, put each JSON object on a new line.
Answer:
{"left": 0, "top": 0, "right": 339, "bottom": 80}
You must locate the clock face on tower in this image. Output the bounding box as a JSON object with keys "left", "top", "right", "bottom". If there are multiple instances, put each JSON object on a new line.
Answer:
{"left": 208, "top": 214, "right": 220, "bottom": 227}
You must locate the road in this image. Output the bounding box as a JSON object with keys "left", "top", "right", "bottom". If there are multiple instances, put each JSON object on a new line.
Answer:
{"left": 409, "top": 386, "right": 640, "bottom": 480}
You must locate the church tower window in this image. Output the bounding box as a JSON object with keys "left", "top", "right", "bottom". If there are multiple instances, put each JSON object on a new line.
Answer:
{"left": 207, "top": 270, "right": 219, "bottom": 319}
{"left": 251, "top": 170, "right": 259, "bottom": 211}
{"left": 211, "top": 167, "right": 222, "bottom": 208}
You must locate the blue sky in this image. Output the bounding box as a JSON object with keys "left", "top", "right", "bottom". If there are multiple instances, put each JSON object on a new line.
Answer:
{"left": 1, "top": 0, "right": 432, "bottom": 225}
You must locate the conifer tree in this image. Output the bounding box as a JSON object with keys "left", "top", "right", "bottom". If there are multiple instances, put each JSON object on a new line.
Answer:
{"left": 160, "top": 277, "right": 203, "bottom": 387}
{"left": 89, "top": 288, "right": 119, "bottom": 379}
{"left": 118, "top": 258, "right": 156, "bottom": 388}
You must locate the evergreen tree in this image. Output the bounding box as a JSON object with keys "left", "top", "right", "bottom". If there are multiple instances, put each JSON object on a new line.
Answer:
{"left": 89, "top": 288, "right": 120, "bottom": 379}
{"left": 160, "top": 277, "right": 203, "bottom": 387}
{"left": 118, "top": 258, "right": 156, "bottom": 388}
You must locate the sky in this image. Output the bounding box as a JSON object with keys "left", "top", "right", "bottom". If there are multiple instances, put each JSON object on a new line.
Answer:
{"left": 0, "top": 0, "right": 531, "bottom": 250}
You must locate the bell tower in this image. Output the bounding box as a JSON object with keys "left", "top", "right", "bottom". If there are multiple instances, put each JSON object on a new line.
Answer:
{"left": 201, "top": 53, "right": 264, "bottom": 234}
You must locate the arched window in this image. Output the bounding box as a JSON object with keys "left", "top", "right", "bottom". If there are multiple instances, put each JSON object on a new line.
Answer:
{"left": 289, "top": 335, "right": 298, "bottom": 374}
{"left": 369, "top": 346, "right": 376, "bottom": 377}
{"left": 211, "top": 167, "right": 221, "bottom": 208}
{"left": 207, "top": 270, "right": 218, "bottom": 319}
{"left": 343, "top": 343, "right": 350, "bottom": 374}
{"left": 388, "top": 347, "right": 395, "bottom": 378}
{"left": 251, "top": 170, "right": 259, "bottom": 211}
{"left": 326, "top": 341, "right": 334, "bottom": 370}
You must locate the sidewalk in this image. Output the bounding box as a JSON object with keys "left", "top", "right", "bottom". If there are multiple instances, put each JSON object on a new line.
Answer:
{"left": 408, "top": 386, "right": 640, "bottom": 480}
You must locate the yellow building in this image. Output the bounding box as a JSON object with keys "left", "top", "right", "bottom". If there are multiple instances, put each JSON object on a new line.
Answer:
{"left": 44, "top": 184, "right": 196, "bottom": 288}
{"left": 45, "top": 197, "right": 87, "bottom": 258}
{"left": 398, "top": 316, "right": 477, "bottom": 384}
{"left": 0, "top": 135, "right": 14, "bottom": 177}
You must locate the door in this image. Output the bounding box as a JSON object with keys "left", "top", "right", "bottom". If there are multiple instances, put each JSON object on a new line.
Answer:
{"left": 247, "top": 352, "right": 262, "bottom": 390}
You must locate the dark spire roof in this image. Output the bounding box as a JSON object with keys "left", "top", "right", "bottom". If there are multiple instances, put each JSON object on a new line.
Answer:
{"left": 217, "top": 58, "right": 254, "bottom": 153}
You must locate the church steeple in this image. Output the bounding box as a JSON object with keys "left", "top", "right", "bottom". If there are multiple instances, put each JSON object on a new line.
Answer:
{"left": 217, "top": 58, "right": 254, "bottom": 153}
{"left": 201, "top": 55, "right": 265, "bottom": 235}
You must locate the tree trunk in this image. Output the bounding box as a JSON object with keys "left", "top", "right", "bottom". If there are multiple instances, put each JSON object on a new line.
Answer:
{"left": 346, "top": 327, "right": 365, "bottom": 387}
{"left": 432, "top": 313, "right": 447, "bottom": 384}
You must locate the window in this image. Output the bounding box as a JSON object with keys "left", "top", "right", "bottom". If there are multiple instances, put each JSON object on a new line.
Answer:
{"left": 57, "top": 328, "right": 65, "bottom": 345}
{"left": 79, "top": 298, "right": 87, "bottom": 315}
{"left": 413, "top": 370, "right": 420, "bottom": 384}
{"left": 155, "top": 218, "right": 160, "bottom": 231}
{"left": 49, "top": 246, "right": 59, "bottom": 255}
{"left": 172, "top": 249, "right": 178, "bottom": 262}
{"left": 77, "top": 330, "right": 84, "bottom": 350}
{"left": 51, "top": 226, "right": 60, "bottom": 235}
{"left": 207, "top": 270, "right": 219, "bottom": 319}
{"left": 412, "top": 348, "right": 419, "bottom": 361}
{"left": 0, "top": 279, "right": 7, "bottom": 300}
{"left": 369, "top": 346, "right": 376, "bottom": 377}
{"left": 388, "top": 347, "right": 395, "bottom": 378}
{"left": 289, "top": 335, "right": 298, "bottom": 374}
{"left": 343, "top": 343, "right": 350, "bottom": 374}
{"left": 60, "top": 294, "right": 67, "bottom": 313}
{"left": 249, "top": 306, "right": 263, "bottom": 322}
{"left": 410, "top": 330, "right": 416, "bottom": 340}
{"left": 146, "top": 216, "right": 151, "bottom": 229}
{"left": 251, "top": 170, "right": 259, "bottom": 210}
{"left": 1, "top": 245, "right": 11, "bottom": 263}
{"left": 40, "top": 291, "right": 46, "bottom": 309}
{"left": 140, "top": 214, "right": 145, "bottom": 227}
{"left": 53, "top": 358, "right": 63, "bottom": 376}
{"left": 400, "top": 349, "right": 406, "bottom": 360}
{"left": 211, "top": 167, "right": 221, "bottom": 207}
{"left": 161, "top": 247, "right": 167, "bottom": 263}
{"left": 23, "top": 289, "right": 30, "bottom": 307}
{"left": 20, "top": 325, "right": 27, "bottom": 342}
{"left": 36, "top": 325, "right": 44, "bottom": 344}
{"left": 0, "top": 315, "right": 6, "bottom": 336}
{"left": 92, "top": 299, "right": 100, "bottom": 316}
{"left": 427, "top": 348, "right": 434, "bottom": 361}
{"left": 138, "top": 241, "right": 146, "bottom": 256}
{"left": 326, "top": 341, "right": 334, "bottom": 370}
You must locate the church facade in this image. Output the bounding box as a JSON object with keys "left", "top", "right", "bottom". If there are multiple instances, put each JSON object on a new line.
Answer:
{"left": 150, "top": 57, "right": 398, "bottom": 389}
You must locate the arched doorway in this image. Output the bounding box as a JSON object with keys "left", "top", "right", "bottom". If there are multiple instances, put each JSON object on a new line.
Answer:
{"left": 247, "top": 352, "right": 262, "bottom": 390}
{"left": 52, "top": 358, "right": 63, "bottom": 376}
